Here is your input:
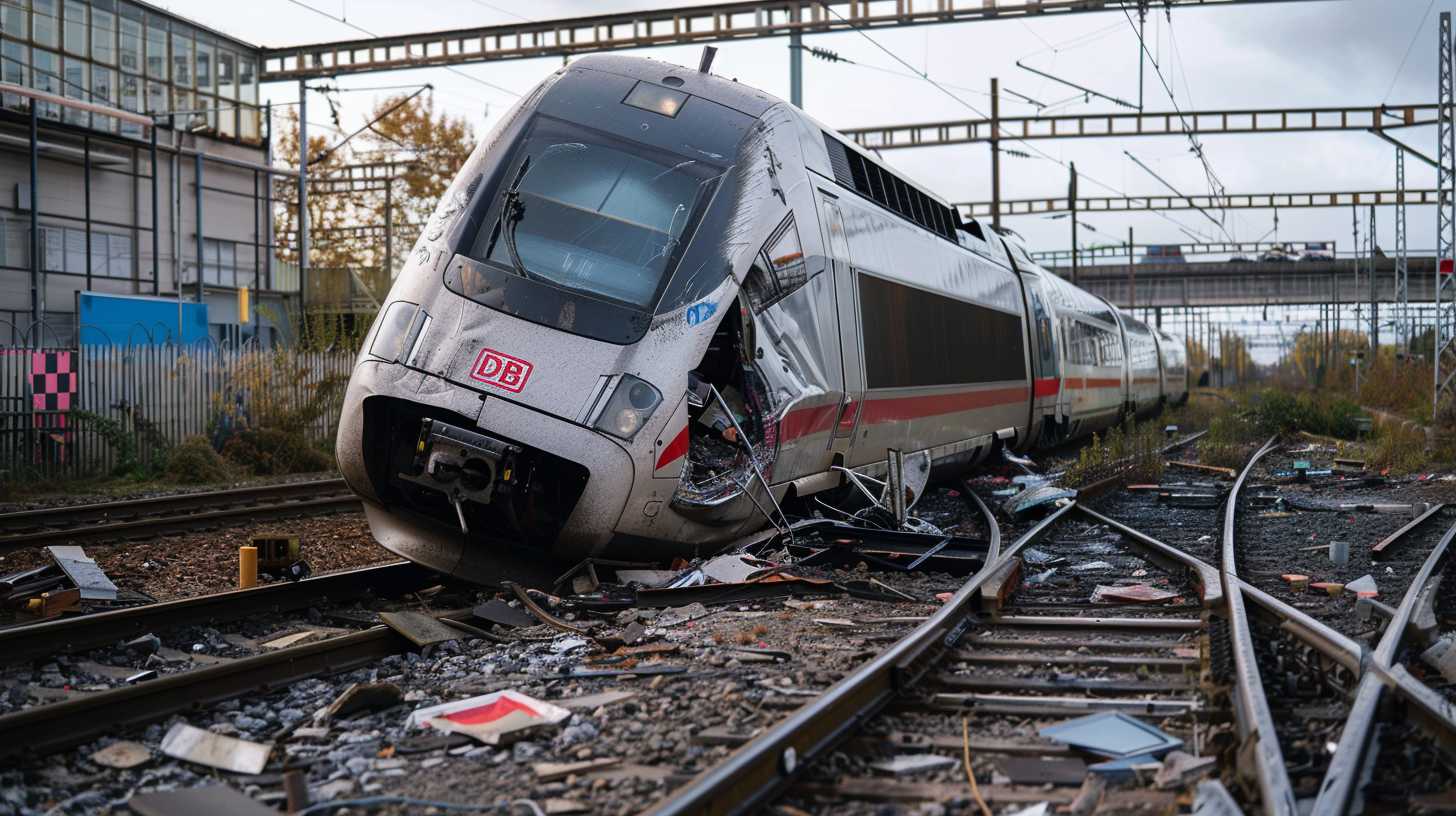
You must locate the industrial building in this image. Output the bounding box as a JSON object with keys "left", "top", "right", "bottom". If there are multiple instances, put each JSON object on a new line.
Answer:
{"left": 0, "top": 0, "right": 291, "bottom": 346}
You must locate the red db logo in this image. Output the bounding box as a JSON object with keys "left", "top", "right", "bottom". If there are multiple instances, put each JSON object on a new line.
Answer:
{"left": 469, "top": 347, "right": 533, "bottom": 393}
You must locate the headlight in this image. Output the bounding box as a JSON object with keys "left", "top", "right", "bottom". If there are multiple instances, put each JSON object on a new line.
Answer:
{"left": 594, "top": 374, "right": 662, "bottom": 441}
{"left": 369, "top": 301, "right": 419, "bottom": 361}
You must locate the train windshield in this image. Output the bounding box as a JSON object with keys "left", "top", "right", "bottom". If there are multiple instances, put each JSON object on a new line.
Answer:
{"left": 467, "top": 118, "right": 723, "bottom": 309}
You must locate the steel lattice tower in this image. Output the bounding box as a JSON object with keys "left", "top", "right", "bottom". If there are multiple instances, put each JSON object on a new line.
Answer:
{"left": 1396, "top": 148, "right": 1409, "bottom": 353}
{"left": 1437, "top": 11, "right": 1456, "bottom": 411}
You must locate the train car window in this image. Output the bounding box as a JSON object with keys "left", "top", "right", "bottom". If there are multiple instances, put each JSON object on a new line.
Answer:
{"left": 766, "top": 216, "right": 807, "bottom": 296}
{"left": 741, "top": 215, "right": 807, "bottom": 313}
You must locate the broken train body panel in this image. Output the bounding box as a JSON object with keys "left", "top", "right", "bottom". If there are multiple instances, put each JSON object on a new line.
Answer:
{"left": 335, "top": 54, "right": 1191, "bottom": 583}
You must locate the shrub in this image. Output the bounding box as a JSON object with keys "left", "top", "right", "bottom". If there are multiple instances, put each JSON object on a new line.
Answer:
{"left": 164, "top": 436, "right": 233, "bottom": 484}
{"left": 1250, "top": 389, "right": 1361, "bottom": 438}
{"left": 222, "top": 428, "right": 334, "bottom": 476}
{"left": 1366, "top": 420, "right": 1429, "bottom": 475}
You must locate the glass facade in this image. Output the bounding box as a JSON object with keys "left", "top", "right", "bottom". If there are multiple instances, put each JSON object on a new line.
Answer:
{"left": 0, "top": 0, "right": 262, "bottom": 144}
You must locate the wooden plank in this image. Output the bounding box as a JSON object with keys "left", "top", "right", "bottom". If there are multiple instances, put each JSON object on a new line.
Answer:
{"left": 933, "top": 673, "right": 1195, "bottom": 695}
{"left": 378, "top": 611, "right": 462, "bottom": 647}
{"left": 992, "top": 615, "right": 1202, "bottom": 631}
{"left": 952, "top": 652, "right": 1197, "bottom": 672}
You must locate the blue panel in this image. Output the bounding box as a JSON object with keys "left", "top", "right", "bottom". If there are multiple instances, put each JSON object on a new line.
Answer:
{"left": 77, "top": 293, "right": 210, "bottom": 346}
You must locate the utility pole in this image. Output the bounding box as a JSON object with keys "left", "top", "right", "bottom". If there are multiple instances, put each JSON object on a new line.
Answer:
{"left": 1368, "top": 204, "right": 1378, "bottom": 351}
{"left": 991, "top": 77, "right": 1001, "bottom": 232}
{"left": 789, "top": 6, "right": 803, "bottom": 108}
{"left": 1137, "top": 1, "right": 1147, "bottom": 111}
{"left": 1069, "top": 162, "right": 1079, "bottom": 285}
{"left": 1127, "top": 226, "right": 1135, "bottom": 310}
{"left": 298, "top": 80, "right": 310, "bottom": 313}
{"left": 1439, "top": 10, "right": 1456, "bottom": 411}
{"left": 1396, "top": 147, "right": 1409, "bottom": 354}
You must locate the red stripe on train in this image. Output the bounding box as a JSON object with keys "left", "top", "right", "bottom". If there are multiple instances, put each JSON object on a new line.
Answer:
{"left": 1033, "top": 377, "right": 1061, "bottom": 397}
{"left": 654, "top": 425, "right": 690, "bottom": 470}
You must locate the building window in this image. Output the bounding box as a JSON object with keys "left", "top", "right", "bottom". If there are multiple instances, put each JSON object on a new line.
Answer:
{"left": 117, "top": 13, "right": 138, "bottom": 72}
{"left": 169, "top": 30, "right": 188, "bottom": 86}
{"left": 0, "top": 2, "right": 27, "bottom": 40}
{"left": 143, "top": 16, "right": 163, "bottom": 79}
{"left": 91, "top": 63, "right": 114, "bottom": 131}
{"left": 90, "top": 5, "right": 114, "bottom": 64}
{"left": 1, "top": 39, "right": 27, "bottom": 109}
{"left": 32, "top": 0, "right": 55, "bottom": 48}
{"left": 144, "top": 78, "right": 162, "bottom": 116}
{"left": 194, "top": 38, "right": 209, "bottom": 93}
{"left": 61, "top": 0, "right": 83, "bottom": 56}
{"left": 30, "top": 47, "right": 59, "bottom": 119}
{"left": 35, "top": 225, "right": 136, "bottom": 279}
{"left": 61, "top": 54, "right": 85, "bottom": 125}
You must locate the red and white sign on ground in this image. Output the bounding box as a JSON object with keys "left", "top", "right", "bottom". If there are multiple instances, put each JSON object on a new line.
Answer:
{"left": 406, "top": 689, "right": 570, "bottom": 744}
{"left": 469, "top": 347, "right": 534, "bottom": 393}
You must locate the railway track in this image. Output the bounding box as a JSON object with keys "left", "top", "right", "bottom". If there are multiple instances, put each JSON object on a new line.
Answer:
{"left": 650, "top": 489, "right": 1240, "bottom": 813}
{"left": 0, "top": 478, "right": 361, "bottom": 553}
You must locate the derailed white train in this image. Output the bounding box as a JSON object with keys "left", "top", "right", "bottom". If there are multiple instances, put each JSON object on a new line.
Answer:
{"left": 336, "top": 55, "right": 1189, "bottom": 584}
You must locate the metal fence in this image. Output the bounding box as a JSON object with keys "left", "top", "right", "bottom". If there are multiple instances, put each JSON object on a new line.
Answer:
{"left": 0, "top": 344, "right": 356, "bottom": 483}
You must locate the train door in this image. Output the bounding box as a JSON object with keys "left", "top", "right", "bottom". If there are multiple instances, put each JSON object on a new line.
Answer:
{"left": 1024, "top": 278, "right": 1062, "bottom": 444}
{"left": 817, "top": 191, "right": 864, "bottom": 466}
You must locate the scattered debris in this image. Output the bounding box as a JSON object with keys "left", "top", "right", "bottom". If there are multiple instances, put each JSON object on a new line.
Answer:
{"left": 1005, "top": 804, "right": 1051, "bottom": 816}
{"left": 656, "top": 602, "right": 712, "bottom": 627}
{"left": 1329, "top": 540, "right": 1350, "bottom": 566}
{"left": 473, "top": 599, "right": 537, "bottom": 629}
{"left": 380, "top": 611, "right": 464, "bottom": 647}
{"left": 261, "top": 630, "right": 324, "bottom": 650}
{"left": 159, "top": 722, "right": 271, "bottom": 774}
{"left": 558, "top": 690, "right": 637, "bottom": 710}
{"left": 1192, "top": 780, "right": 1243, "bottom": 816}
{"left": 1004, "top": 485, "right": 1076, "bottom": 516}
{"left": 1040, "top": 712, "right": 1182, "bottom": 758}
{"left": 614, "top": 569, "right": 680, "bottom": 588}
{"left": 1345, "top": 574, "right": 1378, "bottom": 598}
{"left": 1154, "top": 751, "right": 1217, "bottom": 789}
{"left": 46, "top": 545, "right": 118, "bottom": 602}
{"left": 869, "top": 754, "right": 959, "bottom": 775}
{"left": 323, "top": 682, "right": 403, "bottom": 722}
{"left": 1071, "top": 561, "right": 1114, "bottom": 572}
{"left": 1167, "top": 461, "right": 1235, "bottom": 478}
{"left": 700, "top": 554, "right": 769, "bottom": 583}
{"left": 1090, "top": 584, "right": 1180, "bottom": 604}
{"left": 407, "top": 690, "right": 571, "bottom": 745}
{"left": 1422, "top": 636, "right": 1456, "bottom": 684}
{"left": 129, "top": 784, "right": 275, "bottom": 816}
{"left": 90, "top": 740, "right": 151, "bottom": 770}
{"left": 1311, "top": 582, "right": 1344, "bottom": 597}
{"left": 533, "top": 757, "right": 622, "bottom": 782}
{"left": 997, "top": 757, "right": 1087, "bottom": 785}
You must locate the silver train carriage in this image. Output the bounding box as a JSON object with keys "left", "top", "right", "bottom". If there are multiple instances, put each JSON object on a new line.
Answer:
{"left": 335, "top": 54, "right": 1191, "bottom": 583}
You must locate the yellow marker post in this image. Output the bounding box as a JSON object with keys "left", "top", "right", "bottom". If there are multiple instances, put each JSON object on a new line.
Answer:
{"left": 238, "top": 286, "right": 250, "bottom": 323}
{"left": 239, "top": 545, "right": 258, "bottom": 589}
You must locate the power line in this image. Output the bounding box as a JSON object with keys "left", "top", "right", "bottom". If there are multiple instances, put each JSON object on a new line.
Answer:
{"left": 813, "top": 1, "right": 1214, "bottom": 241}
{"left": 283, "top": 0, "right": 520, "bottom": 98}
{"left": 1384, "top": 0, "right": 1438, "bottom": 104}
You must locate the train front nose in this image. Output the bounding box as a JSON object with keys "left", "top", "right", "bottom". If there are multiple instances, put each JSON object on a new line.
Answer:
{"left": 337, "top": 362, "right": 637, "bottom": 585}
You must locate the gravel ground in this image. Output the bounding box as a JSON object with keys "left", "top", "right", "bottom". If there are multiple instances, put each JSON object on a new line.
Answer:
{"left": 0, "top": 511, "right": 392, "bottom": 608}
{"left": 0, "top": 565, "right": 966, "bottom": 816}
{"left": 1236, "top": 445, "right": 1456, "bottom": 643}
{"left": 0, "top": 469, "right": 342, "bottom": 514}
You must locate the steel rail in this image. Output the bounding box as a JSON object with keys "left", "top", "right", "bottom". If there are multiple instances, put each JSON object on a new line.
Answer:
{"left": 1222, "top": 436, "right": 1298, "bottom": 816}
{"left": 645, "top": 500, "right": 1072, "bottom": 816}
{"left": 0, "top": 561, "right": 435, "bottom": 667}
{"left": 1234, "top": 577, "right": 1365, "bottom": 676}
{"left": 0, "top": 494, "right": 362, "bottom": 553}
{"left": 0, "top": 479, "right": 348, "bottom": 531}
{"left": 1075, "top": 504, "right": 1223, "bottom": 609}
{"left": 1371, "top": 502, "right": 1446, "bottom": 556}
{"left": 1313, "top": 514, "right": 1456, "bottom": 815}
{"left": 0, "top": 621, "right": 433, "bottom": 759}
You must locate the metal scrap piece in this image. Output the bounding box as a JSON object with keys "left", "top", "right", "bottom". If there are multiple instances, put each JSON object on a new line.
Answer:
{"left": 46, "top": 545, "right": 116, "bottom": 601}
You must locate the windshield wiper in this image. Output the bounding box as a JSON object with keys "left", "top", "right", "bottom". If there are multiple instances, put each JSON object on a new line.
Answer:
{"left": 488, "top": 157, "right": 535, "bottom": 281}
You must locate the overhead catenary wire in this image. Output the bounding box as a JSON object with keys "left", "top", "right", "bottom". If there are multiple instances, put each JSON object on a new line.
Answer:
{"left": 283, "top": 0, "right": 521, "bottom": 99}
{"left": 812, "top": 1, "right": 1215, "bottom": 242}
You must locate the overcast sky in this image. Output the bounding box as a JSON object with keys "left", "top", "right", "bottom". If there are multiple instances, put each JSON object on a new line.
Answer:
{"left": 165, "top": 0, "right": 1446, "bottom": 262}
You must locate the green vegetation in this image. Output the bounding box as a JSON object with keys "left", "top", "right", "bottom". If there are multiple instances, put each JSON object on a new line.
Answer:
{"left": 1249, "top": 389, "right": 1362, "bottom": 438}
{"left": 1062, "top": 415, "right": 1167, "bottom": 488}
{"left": 221, "top": 428, "right": 334, "bottom": 476}
{"left": 72, "top": 409, "right": 170, "bottom": 481}
{"left": 164, "top": 436, "right": 233, "bottom": 483}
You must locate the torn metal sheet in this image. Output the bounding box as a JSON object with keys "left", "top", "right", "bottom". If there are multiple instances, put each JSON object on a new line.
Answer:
{"left": 46, "top": 545, "right": 116, "bottom": 601}
{"left": 1090, "top": 584, "right": 1180, "bottom": 604}
{"left": 323, "top": 682, "right": 403, "bottom": 721}
{"left": 700, "top": 554, "right": 771, "bottom": 583}
{"left": 869, "top": 754, "right": 959, "bottom": 775}
{"left": 91, "top": 740, "right": 150, "bottom": 769}
{"left": 129, "top": 784, "right": 275, "bottom": 816}
{"left": 159, "top": 722, "right": 271, "bottom": 774}
{"left": 380, "top": 611, "right": 464, "bottom": 647}
{"left": 1039, "top": 712, "right": 1182, "bottom": 758}
{"left": 1002, "top": 484, "right": 1077, "bottom": 516}
{"left": 614, "top": 569, "right": 680, "bottom": 588}
{"left": 997, "top": 756, "right": 1087, "bottom": 785}
{"left": 473, "top": 599, "right": 538, "bottom": 629}
{"left": 1153, "top": 750, "right": 1217, "bottom": 789}
{"left": 407, "top": 690, "right": 571, "bottom": 745}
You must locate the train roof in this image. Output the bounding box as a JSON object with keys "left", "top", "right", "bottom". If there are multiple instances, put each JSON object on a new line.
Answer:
{"left": 568, "top": 54, "right": 780, "bottom": 120}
